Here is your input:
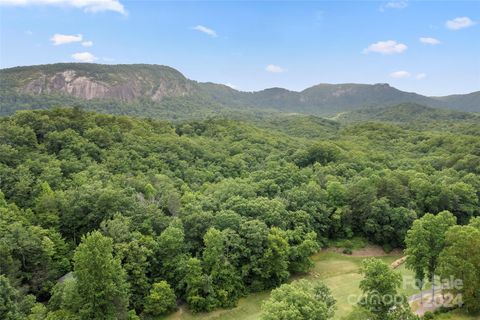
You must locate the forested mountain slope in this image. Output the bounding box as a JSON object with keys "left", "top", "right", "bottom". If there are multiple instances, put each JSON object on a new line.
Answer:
{"left": 435, "top": 91, "right": 480, "bottom": 112}
{"left": 1, "top": 108, "right": 479, "bottom": 319}
{"left": 334, "top": 103, "right": 479, "bottom": 123}
{"left": 1, "top": 63, "right": 479, "bottom": 117}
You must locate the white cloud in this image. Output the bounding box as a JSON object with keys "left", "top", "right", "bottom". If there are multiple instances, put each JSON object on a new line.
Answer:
{"left": 71, "top": 52, "right": 97, "bottom": 63}
{"left": 193, "top": 25, "right": 217, "bottom": 37}
{"left": 381, "top": 0, "right": 408, "bottom": 10}
{"left": 265, "top": 64, "right": 286, "bottom": 73}
{"left": 390, "top": 70, "right": 411, "bottom": 79}
{"left": 419, "top": 37, "right": 440, "bottom": 45}
{"left": 25, "top": 30, "right": 33, "bottom": 35}
{"left": 81, "top": 40, "right": 93, "bottom": 47}
{"left": 0, "top": 0, "right": 127, "bottom": 15}
{"left": 416, "top": 73, "right": 427, "bottom": 80}
{"left": 446, "top": 17, "right": 476, "bottom": 30}
{"left": 363, "top": 40, "right": 407, "bottom": 55}
{"left": 51, "top": 33, "right": 82, "bottom": 45}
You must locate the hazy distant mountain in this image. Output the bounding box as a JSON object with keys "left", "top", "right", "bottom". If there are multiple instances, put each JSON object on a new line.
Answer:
{"left": 1, "top": 63, "right": 478, "bottom": 116}
{"left": 434, "top": 91, "right": 480, "bottom": 112}
{"left": 334, "top": 103, "right": 479, "bottom": 123}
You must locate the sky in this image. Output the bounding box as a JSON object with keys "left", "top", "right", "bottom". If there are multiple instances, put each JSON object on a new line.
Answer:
{"left": 0, "top": 0, "right": 479, "bottom": 96}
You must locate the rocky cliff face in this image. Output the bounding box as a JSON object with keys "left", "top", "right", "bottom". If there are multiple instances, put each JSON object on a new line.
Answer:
{"left": 5, "top": 64, "right": 197, "bottom": 102}
{"left": 23, "top": 70, "right": 112, "bottom": 99}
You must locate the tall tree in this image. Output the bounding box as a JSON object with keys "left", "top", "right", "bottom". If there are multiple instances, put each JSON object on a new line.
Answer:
{"left": 260, "top": 227, "right": 290, "bottom": 288}
{"left": 73, "top": 231, "right": 130, "bottom": 320}
{"left": 183, "top": 257, "right": 215, "bottom": 312}
{"left": 438, "top": 225, "right": 480, "bottom": 314}
{"left": 358, "top": 258, "right": 409, "bottom": 319}
{"left": 202, "top": 228, "right": 243, "bottom": 308}
{"left": 404, "top": 211, "right": 457, "bottom": 300}
{"left": 155, "top": 222, "right": 189, "bottom": 293}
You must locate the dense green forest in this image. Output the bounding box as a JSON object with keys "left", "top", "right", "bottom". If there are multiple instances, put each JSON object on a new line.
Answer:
{"left": 1, "top": 107, "right": 479, "bottom": 319}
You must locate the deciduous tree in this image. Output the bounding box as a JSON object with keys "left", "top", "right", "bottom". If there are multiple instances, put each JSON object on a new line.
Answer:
{"left": 73, "top": 231, "right": 130, "bottom": 319}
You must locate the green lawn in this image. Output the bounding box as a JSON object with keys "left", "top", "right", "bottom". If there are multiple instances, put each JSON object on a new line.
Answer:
{"left": 160, "top": 249, "right": 473, "bottom": 320}
{"left": 159, "top": 291, "right": 270, "bottom": 320}
{"left": 161, "top": 249, "right": 412, "bottom": 320}
{"left": 305, "top": 252, "right": 402, "bottom": 319}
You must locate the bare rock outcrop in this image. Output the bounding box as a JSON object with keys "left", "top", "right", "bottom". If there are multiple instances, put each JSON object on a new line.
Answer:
{"left": 20, "top": 69, "right": 194, "bottom": 101}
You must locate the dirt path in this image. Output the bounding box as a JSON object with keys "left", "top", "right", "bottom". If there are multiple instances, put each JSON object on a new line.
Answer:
{"left": 408, "top": 288, "right": 445, "bottom": 316}
{"left": 408, "top": 287, "right": 442, "bottom": 303}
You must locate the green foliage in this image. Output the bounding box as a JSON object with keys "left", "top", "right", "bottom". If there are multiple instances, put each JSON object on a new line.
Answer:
{"left": 143, "top": 281, "right": 176, "bottom": 316}
{"left": 154, "top": 223, "right": 189, "bottom": 293}
{"left": 0, "top": 107, "right": 478, "bottom": 317}
{"left": 295, "top": 141, "right": 343, "bottom": 167}
{"left": 336, "top": 103, "right": 479, "bottom": 128}
{"left": 127, "top": 310, "right": 141, "bottom": 320}
{"left": 73, "top": 231, "right": 130, "bottom": 319}
{"left": 0, "top": 275, "right": 21, "bottom": 320}
{"left": 405, "top": 211, "right": 457, "bottom": 287}
{"left": 48, "top": 279, "right": 80, "bottom": 314}
{"left": 183, "top": 257, "right": 215, "bottom": 312}
{"left": 438, "top": 224, "right": 480, "bottom": 314}
{"left": 423, "top": 311, "right": 435, "bottom": 320}
{"left": 342, "top": 242, "right": 353, "bottom": 255}
{"left": 469, "top": 216, "right": 480, "bottom": 230}
{"left": 116, "top": 239, "right": 152, "bottom": 312}
{"left": 0, "top": 202, "right": 70, "bottom": 296}
{"left": 27, "top": 303, "right": 47, "bottom": 320}
{"left": 261, "top": 279, "right": 336, "bottom": 320}
{"left": 358, "top": 258, "right": 412, "bottom": 319}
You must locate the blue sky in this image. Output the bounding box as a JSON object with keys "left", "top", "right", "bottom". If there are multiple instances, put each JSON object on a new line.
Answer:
{"left": 0, "top": 0, "right": 479, "bottom": 96}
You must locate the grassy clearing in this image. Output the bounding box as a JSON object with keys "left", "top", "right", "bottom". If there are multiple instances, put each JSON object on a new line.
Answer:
{"left": 306, "top": 251, "right": 402, "bottom": 319}
{"left": 160, "top": 248, "right": 468, "bottom": 320}
{"left": 161, "top": 248, "right": 410, "bottom": 320}
{"left": 159, "top": 291, "right": 270, "bottom": 320}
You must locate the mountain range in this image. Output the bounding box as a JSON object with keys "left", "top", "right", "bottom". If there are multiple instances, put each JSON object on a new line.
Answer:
{"left": 0, "top": 63, "right": 479, "bottom": 118}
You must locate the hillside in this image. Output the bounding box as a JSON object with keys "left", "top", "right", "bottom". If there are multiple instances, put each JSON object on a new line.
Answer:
{"left": 0, "top": 63, "right": 196, "bottom": 101}
{"left": 435, "top": 91, "right": 480, "bottom": 112}
{"left": 1, "top": 63, "right": 479, "bottom": 117}
{"left": 334, "top": 103, "right": 479, "bottom": 123}
{"left": 1, "top": 107, "right": 479, "bottom": 320}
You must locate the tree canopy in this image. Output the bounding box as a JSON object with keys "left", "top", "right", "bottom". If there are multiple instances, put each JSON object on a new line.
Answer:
{"left": 0, "top": 107, "right": 478, "bottom": 318}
